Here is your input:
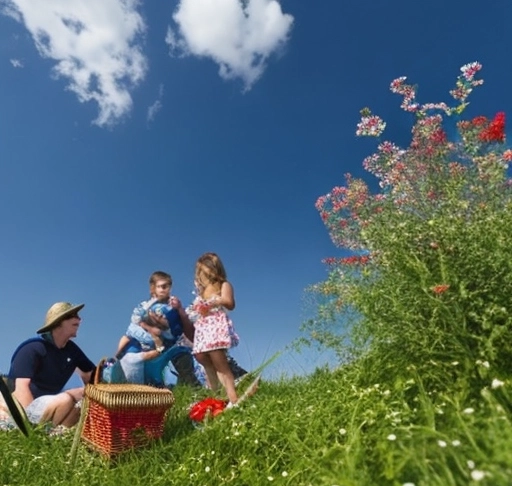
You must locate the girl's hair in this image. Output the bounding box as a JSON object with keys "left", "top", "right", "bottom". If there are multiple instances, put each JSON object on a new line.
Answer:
{"left": 195, "top": 252, "right": 227, "bottom": 291}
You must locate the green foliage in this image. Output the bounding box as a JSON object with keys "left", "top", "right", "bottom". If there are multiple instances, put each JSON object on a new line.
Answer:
{"left": 305, "top": 63, "right": 512, "bottom": 397}
{"left": 1, "top": 367, "right": 512, "bottom": 485}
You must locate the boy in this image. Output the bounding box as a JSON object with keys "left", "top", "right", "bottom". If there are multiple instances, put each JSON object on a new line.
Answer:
{"left": 116, "top": 271, "right": 200, "bottom": 387}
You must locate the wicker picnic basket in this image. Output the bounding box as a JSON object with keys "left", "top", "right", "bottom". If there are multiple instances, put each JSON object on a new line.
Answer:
{"left": 81, "top": 360, "right": 175, "bottom": 457}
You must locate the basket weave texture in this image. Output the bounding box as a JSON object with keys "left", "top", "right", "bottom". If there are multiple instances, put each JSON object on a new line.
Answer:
{"left": 81, "top": 379, "right": 174, "bottom": 457}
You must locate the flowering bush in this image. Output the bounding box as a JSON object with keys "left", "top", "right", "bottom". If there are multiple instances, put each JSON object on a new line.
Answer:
{"left": 307, "top": 63, "right": 512, "bottom": 392}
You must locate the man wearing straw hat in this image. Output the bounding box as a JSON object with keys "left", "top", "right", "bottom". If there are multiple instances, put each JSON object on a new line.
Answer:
{"left": 1, "top": 302, "right": 95, "bottom": 430}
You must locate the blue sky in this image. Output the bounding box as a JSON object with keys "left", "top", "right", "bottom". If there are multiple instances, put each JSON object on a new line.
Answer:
{"left": 0, "top": 0, "right": 510, "bottom": 380}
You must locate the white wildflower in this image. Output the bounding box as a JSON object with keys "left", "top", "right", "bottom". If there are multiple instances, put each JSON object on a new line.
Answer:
{"left": 339, "top": 428, "right": 347, "bottom": 435}
{"left": 452, "top": 440, "right": 461, "bottom": 446}
{"left": 467, "top": 460, "right": 475, "bottom": 469}
{"left": 491, "top": 378, "right": 504, "bottom": 389}
{"left": 471, "top": 470, "right": 485, "bottom": 481}
{"left": 205, "top": 466, "right": 210, "bottom": 473}
{"left": 437, "top": 440, "right": 447, "bottom": 448}
{"left": 282, "top": 471, "right": 288, "bottom": 477}
{"left": 387, "top": 434, "right": 397, "bottom": 441}
{"left": 463, "top": 408, "right": 474, "bottom": 415}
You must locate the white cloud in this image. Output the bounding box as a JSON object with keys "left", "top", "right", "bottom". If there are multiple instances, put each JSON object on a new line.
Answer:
{"left": 4, "top": 0, "right": 147, "bottom": 126}
{"left": 10, "top": 58, "right": 24, "bottom": 68}
{"left": 0, "top": 3, "right": 22, "bottom": 21}
{"left": 147, "top": 83, "right": 164, "bottom": 123}
{"left": 166, "top": 0, "right": 293, "bottom": 90}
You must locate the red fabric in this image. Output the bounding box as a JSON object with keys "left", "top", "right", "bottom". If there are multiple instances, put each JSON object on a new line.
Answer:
{"left": 189, "top": 398, "right": 227, "bottom": 422}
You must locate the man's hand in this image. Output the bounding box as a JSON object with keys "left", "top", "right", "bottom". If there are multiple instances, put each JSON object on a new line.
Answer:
{"left": 144, "top": 311, "right": 169, "bottom": 331}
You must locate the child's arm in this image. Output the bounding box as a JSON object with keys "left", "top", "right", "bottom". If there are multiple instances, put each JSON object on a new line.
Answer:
{"left": 116, "top": 335, "right": 131, "bottom": 357}
{"left": 211, "top": 281, "right": 235, "bottom": 310}
{"left": 123, "top": 321, "right": 160, "bottom": 352}
{"left": 130, "top": 298, "right": 158, "bottom": 327}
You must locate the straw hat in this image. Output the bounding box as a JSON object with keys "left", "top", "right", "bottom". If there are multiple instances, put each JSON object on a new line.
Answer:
{"left": 37, "top": 302, "right": 84, "bottom": 334}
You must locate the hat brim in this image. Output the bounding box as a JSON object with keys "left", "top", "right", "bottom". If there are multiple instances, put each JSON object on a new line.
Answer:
{"left": 0, "top": 378, "right": 31, "bottom": 436}
{"left": 37, "top": 303, "right": 85, "bottom": 334}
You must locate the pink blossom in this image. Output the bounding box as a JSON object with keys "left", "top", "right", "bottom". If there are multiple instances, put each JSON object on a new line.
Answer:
{"left": 316, "top": 62, "right": 509, "bottom": 254}
{"left": 356, "top": 115, "right": 386, "bottom": 137}
{"left": 460, "top": 61, "right": 482, "bottom": 81}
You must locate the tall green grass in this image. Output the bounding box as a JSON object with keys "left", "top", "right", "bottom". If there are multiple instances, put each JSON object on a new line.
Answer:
{"left": 1, "top": 361, "right": 511, "bottom": 485}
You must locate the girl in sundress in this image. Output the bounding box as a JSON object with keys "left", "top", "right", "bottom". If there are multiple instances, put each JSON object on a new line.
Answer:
{"left": 191, "top": 252, "right": 240, "bottom": 406}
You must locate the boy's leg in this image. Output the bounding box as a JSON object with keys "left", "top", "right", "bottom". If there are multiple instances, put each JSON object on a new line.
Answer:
{"left": 227, "top": 355, "right": 248, "bottom": 380}
{"left": 171, "top": 352, "right": 202, "bottom": 387}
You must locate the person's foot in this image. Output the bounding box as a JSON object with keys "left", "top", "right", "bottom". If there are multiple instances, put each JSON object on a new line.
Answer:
{"left": 0, "top": 405, "right": 16, "bottom": 431}
{"left": 0, "top": 378, "right": 30, "bottom": 436}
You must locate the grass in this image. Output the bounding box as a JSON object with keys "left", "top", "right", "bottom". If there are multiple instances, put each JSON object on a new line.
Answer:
{"left": 1, "top": 363, "right": 511, "bottom": 486}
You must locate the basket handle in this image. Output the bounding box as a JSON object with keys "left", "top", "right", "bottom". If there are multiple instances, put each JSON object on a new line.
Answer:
{"left": 93, "top": 358, "right": 108, "bottom": 385}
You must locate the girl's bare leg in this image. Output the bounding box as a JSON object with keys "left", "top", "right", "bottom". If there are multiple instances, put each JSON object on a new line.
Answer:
{"left": 209, "top": 349, "right": 238, "bottom": 404}
{"left": 195, "top": 352, "right": 220, "bottom": 391}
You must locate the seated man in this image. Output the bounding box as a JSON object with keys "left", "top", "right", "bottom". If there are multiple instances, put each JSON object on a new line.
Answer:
{"left": 1, "top": 302, "right": 94, "bottom": 430}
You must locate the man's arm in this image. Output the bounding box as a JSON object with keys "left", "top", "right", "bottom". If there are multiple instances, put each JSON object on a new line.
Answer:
{"left": 177, "top": 307, "right": 195, "bottom": 342}
{"left": 77, "top": 368, "right": 94, "bottom": 387}
{"left": 170, "top": 296, "right": 195, "bottom": 342}
{"left": 12, "top": 378, "right": 34, "bottom": 408}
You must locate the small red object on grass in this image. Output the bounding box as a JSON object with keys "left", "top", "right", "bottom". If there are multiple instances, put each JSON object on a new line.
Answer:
{"left": 189, "top": 398, "right": 228, "bottom": 422}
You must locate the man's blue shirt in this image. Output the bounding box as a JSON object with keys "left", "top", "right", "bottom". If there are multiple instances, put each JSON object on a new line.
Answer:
{"left": 9, "top": 337, "right": 95, "bottom": 398}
